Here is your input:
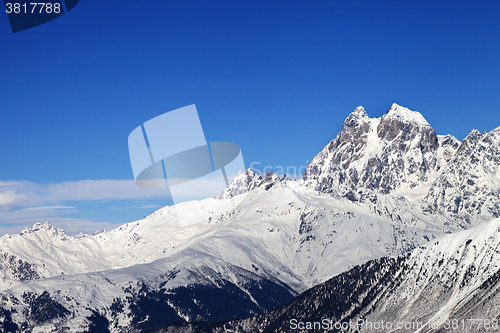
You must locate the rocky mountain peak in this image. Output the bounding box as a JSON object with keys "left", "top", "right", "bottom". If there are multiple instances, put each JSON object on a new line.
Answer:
{"left": 333, "top": 106, "right": 372, "bottom": 153}
{"left": 214, "top": 168, "right": 263, "bottom": 200}
{"left": 377, "top": 104, "right": 436, "bottom": 143}
{"left": 19, "top": 222, "right": 67, "bottom": 240}
{"left": 462, "top": 128, "right": 481, "bottom": 143}
{"left": 382, "top": 103, "right": 430, "bottom": 127}
{"left": 343, "top": 106, "right": 369, "bottom": 127}
{"left": 264, "top": 170, "right": 280, "bottom": 183}
{"left": 304, "top": 104, "right": 452, "bottom": 196}
{"left": 453, "top": 129, "right": 489, "bottom": 156}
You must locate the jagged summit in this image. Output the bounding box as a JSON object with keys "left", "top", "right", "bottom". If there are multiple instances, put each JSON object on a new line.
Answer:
{"left": 382, "top": 103, "right": 430, "bottom": 126}
{"left": 215, "top": 168, "right": 286, "bottom": 200}
{"left": 343, "top": 106, "right": 369, "bottom": 126}
{"left": 302, "top": 103, "right": 500, "bottom": 220}
{"left": 264, "top": 169, "right": 281, "bottom": 183}
{"left": 214, "top": 168, "right": 263, "bottom": 200}
{"left": 304, "top": 103, "right": 444, "bottom": 196}
{"left": 343, "top": 103, "right": 429, "bottom": 128}
{"left": 19, "top": 222, "right": 67, "bottom": 238}
{"left": 465, "top": 128, "right": 481, "bottom": 139}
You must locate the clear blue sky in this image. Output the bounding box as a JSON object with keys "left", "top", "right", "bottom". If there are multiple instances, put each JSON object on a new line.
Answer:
{"left": 1, "top": 0, "right": 499, "bottom": 235}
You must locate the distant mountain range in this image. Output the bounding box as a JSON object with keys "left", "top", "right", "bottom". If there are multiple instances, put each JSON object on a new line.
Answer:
{"left": 1, "top": 103, "right": 499, "bottom": 332}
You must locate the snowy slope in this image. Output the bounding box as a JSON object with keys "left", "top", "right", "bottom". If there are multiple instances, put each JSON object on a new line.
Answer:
{"left": 0, "top": 180, "right": 484, "bottom": 332}
{"left": 0, "top": 180, "right": 468, "bottom": 332}
{"left": 167, "top": 217, "right": 500, "bottom": 332}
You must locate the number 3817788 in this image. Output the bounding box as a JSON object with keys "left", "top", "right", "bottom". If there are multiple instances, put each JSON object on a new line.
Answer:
{"left": 5, "top": 3, "right": 61, "bottom": 14}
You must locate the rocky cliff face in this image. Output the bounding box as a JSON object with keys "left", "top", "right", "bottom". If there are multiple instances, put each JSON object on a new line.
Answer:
{"left": 303, "top": 103, "right": 452, "bottom": 198}
{"left": 425, "top": 127, "right": 500, "bottom": 219}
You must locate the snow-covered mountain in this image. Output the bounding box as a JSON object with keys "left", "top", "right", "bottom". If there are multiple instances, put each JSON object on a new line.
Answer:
{"left": 303, "top": 103, "right": 451, "bottom": 197}
{"left": 167, "top": 217, "right": 500, "bottom": 332}
{"left": 303, "top": 103, "right": 500, "bottom": 223}
{"left": 0, "top": 103, "right": 499, "bottom": 332}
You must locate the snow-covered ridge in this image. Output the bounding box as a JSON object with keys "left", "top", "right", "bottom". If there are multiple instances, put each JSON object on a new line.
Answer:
{"left": 343, "top": 105, "right": 369, "bottom": 124}
{"left": 382, "top": 102, "right": 430, "bottom": 126}
{"left": 0, "top": 177, "right": 476, "bottom": 331}
{"left": 19, "top": 222, "right": 67, "bottom": 239}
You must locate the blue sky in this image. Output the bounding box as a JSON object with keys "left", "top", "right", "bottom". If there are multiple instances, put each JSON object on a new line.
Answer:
{"left": 1, "top": 0, "right": 499, "bottom": 235}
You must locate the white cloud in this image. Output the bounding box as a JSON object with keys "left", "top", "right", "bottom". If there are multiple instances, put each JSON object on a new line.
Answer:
{"left": 0, "top": 177, "right": 231, "bottom": 209}
{"left": 0, "top": 179, "right": 169, "bottom": 209}
{"left": 19, "top": 206, "right": 74, "bottom": 211}
{"left": 0, "top": 205, "right": 76, "bottom": 222}
{"left": 0, "top": 181, "right": 19, "bottom": 186}
{"left": 0, "top": 190, "right": 27, "bottom": 210}
{"left": 0, "top": 177, "right": 232, "bottom": 236}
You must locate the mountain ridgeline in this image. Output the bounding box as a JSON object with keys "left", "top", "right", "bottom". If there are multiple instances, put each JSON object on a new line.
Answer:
{"left": 0, "top": 103, "right": 499, "bottom": 332}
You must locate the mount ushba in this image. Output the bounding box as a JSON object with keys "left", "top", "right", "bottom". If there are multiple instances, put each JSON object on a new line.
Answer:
{"left": 1, "top": 103, "right": 499, "bottom": 332}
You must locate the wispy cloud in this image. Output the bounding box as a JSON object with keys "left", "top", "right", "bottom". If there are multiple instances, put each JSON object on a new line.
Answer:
{"left": 0, "top": 205, "right": 77, "bottom": 223}
{"left": 19, "top": 206, "right": 74, "bottom": 211}
{"left": 0, "top": 179, "right": 168, "bottom": 209}
{"left": 0, "top": 177, "right": 232, "bottom": 236}
{"left": 0, "top": 179, "right": 170, "bottom": 236}
{"left": 0, "top": 177, "right": 230, "bottom": 210}
{"left": 0, "top": 190, "right": 27, "bottom": 210}
{"left": 0, "top": 181, "right": 20, "bottom": 186}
